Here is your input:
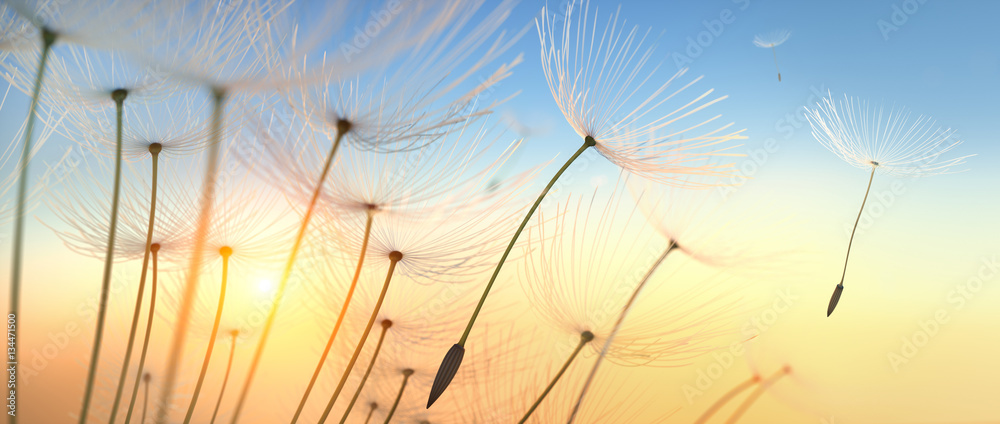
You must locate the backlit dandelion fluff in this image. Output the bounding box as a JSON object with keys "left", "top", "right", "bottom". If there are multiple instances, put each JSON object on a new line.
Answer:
{"left": 168, "top": 165, "right": 295, "bottom": 424}
{"left": 42, "top": 153, "right": 197, "bottom": 424}
{"left": 24, "top": 46, "right": 186, "bottom": 423}
{"left": 752, "top": 30, "right": 790, "bottom": 82}
{"left": 287, "top": 0, "right": 524, "bottom": 153}
{"left": 804, "top": 93, "right": 973, "bottom": 316}
{"left": 313, "top": 178, "right": 532, "bottom": 423}
{"left": 430, "top": 0, "right": 745, "bottom": 401}
{"left": 0, "top": 83, "right": 69, "bottom": 229}
{"left": 516, "top": 179, "right": 740, "bottom": 423}
{"left": 218, "top": 3, "right": 528, "bottom": 417}
{"left": 137, "top": 2, "right": 291, "bottom": 417}
{"left": 269, "top": 118, "right": 529, "bottom": 423}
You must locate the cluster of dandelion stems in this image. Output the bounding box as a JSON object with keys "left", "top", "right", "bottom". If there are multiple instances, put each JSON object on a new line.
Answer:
{"left": 157, "top": 87, "right": 227, "bottom": 424}
{"left": 317, "top": 251, "right": 404, "bottom": 423}
{"left": 183, "top": 246, "right": 234, "bottom": 424}
{"left": 693, "top": 366, "right": 792, "bottom": 424}
{"left": 7, "top": 27, "right": 56, "bottom": 424}
{"left": 108, "top": 142, "right": 162, "bottom": 424}
{"left": 290, "top": 201, "right": 373, "bottom": 424}
{"left": 428, "top": 135, "right": 598, "bottom": 408}
{"left": 79, "top": 86, "right": 130, "bottom": 424}
{"left": 230, "top": 119, "right": 351, "bottom": 424}
{"left": 828, "top": 162, "right": 878, "bottom": 316}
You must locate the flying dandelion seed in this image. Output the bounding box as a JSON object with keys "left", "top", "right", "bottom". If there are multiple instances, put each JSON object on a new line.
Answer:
{"left": 804, "top": 93, "right": 973, "bottom": 316}
{"left": 753, "top": 30, "right": 790, "bottom": 82}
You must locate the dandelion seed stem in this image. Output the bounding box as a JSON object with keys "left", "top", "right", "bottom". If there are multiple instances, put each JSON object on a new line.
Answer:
{"left": 79, "top": 88, "right": 128, "bottom": 424}
{"left": 109, "top": 147, "right": 160, "bottom": 424}
{"left": 210, "top": 331, "right": 240, "bottom": 424}
{"left": 519, "top": 331, "right": 594, "bottom": 424}
{"left": 290, "top": 210, "right": 374, "bottom": 424}
{"left": 723, "top": 367, "right": 791, "bottom": 424}
{"left": 159, "top": 88, "right": 226, "bottom": 424}
{"left": 383, "top": 370, "right": 413, "bottom": 424}
{"left": 430, "top": 137, "right": 594, "bottom": 408}
{"left": 141, "top": 374, "right": 151, "bottom": 424}
{"left": 319, "top": 252, "right": 403, "bottom": 424}
{"left": 692, "top": 376, "right": 759, "bottom": 424}
{"left": 567, "top": 243, "right": 675, "bottom": 423}
{"left": 363, "top": 403, "right": 377, "bottom": 424}
{"left": 8, "top": 35, "right": 56, "bottom": 424}
{"left": 339, "top": 320, "right": 392, "bottom": 424}
{"left": 184, "top": 248, "right": 232, "bottom": 424}
{"left": 125, "top": 243, "right": 160, "bottom": 424}
{"left": 459, "top": 138, "right": 594, "bottom": 345}
{"left": 231, "top": 122, "right": 349, "bottom": 424}
{"left": 829, "top": 164, "right": 877, "bottom": 316}
{"left": 771, "top": 46, "right": 781, "bottom": 82}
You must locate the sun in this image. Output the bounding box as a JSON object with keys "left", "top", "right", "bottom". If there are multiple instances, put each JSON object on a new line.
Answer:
{"left": 256, "top": 279, "right": 276, "bottom": 294}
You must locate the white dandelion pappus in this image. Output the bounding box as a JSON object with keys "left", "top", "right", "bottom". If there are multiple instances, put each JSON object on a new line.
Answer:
{"left": 753, "top": 30, "right": 791, "bottom": 48}
{"left": 753, "top": 30, "right": 790, "bottom": 81}
{"left": 804, "top": 93, "right": 973, "bottom": 316}
{"left": 539, "top": 0, "right": 745, "bottom": 186}
{"left": 805, "top": 93, "right": 971, "bottom": 177}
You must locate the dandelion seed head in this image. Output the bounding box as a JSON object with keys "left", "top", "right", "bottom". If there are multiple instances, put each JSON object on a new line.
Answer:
{"left": 805, "top": 93, "right": 973, "bottom": 176}
{"left": 753, "top": 30, "right": 791, "bottom": 48}
{"left": 538, "top": 0, "right": 744, "bottom": 186}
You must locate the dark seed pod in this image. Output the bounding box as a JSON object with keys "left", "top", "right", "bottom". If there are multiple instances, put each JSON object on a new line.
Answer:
{"left": 827, "top": 284, "right": 844, "bottom": 317}
{"left": 427, "top": 344, "right": 464, "bottom": 408}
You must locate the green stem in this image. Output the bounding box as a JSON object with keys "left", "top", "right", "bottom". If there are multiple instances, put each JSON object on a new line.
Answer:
{"left": 829, "top": 165, "right": 877, "bottom": 316}
{"left": 124, "top": 243, "right": 160, "bottom": 424}
{"left": 210, "top": 331, "right": 239, "bottom": 424}
{"left": 8, "top": 30, "right": 55, "bottom": 424}
{"left": 363, "top": 403, "right": 377, "bottom": 424}
{"left": 567, "top": 243, "right": 675, "bottom": 423}
{"left": 290, "top": 211, "right": 374, "bottom": 424}
{"left": 318, "top": 252, "right": 402, "bottom": 423}
{"left": 459, "top": 137, "right": 595, "bottom": 346}
{"left": 383, "top": 370, "right": 413, "bottom": 424}
{"left": 184, "top": 250, "right": 232, "bottom": 423}
{"left": 339, "top": 320, "right": 392, "bottom": 424}
{"left": 518, "top": 332, "right": 593, "bottom": 424}
{"left": 724, "top": 368, "right": 790, "bottom": 424}
{"left": 109, "top": 148, "right": 160, "bottom": 423}
{"left": 840, "top": 165, "right": 876, "bottom": 287}
{"left": 141, "top": 374, "right": 151, "bottom": 424}
{"left": 79, "top": 88, "right": 128, "bottom": 424}
{"left": 693, "top": 376, "right": 759, "bottom": 424}
{"left": 771, "top": 46, "right": 781, "bottom": 82}
{"left": 231, "top": 122, "right": 349, "bottom": 424}
{"left": 158, "top": 88, "right": 226, "bottom": 424}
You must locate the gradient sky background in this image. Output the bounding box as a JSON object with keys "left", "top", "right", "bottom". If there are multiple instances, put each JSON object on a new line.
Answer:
{"left": 2, "top": 0, "right": 999, "bottom": 423}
